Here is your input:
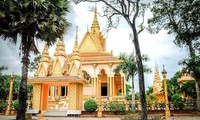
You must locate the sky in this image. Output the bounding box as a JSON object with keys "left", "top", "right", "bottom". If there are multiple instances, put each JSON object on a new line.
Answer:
{"left": 0, "top": 2, "right": 189, "bottom": 91}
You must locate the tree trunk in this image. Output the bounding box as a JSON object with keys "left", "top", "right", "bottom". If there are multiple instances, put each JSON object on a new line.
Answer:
{"left": 188, "top": 40, "right": 200, "bottom": 111}
{"left": 16, "top": 34, "right": 31, "bottom": 120}
{"left": 131, "top": 75, "right": 135, "bottom": 111}
{"left": 131, "top": 24, "right": 147, "bottom": 120}
{"left": 195, "top": 80, "right": 200, "bottom": 111}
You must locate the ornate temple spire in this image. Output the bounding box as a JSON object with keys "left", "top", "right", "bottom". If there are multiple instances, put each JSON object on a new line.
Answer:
{"left": 72, "top": 26, "right": 80, "bottom": 60}
{"left": 154, "top": 63, "right": 161, "bottom": 82}
{"left": 40, "top": 43, "right": 50, "bottom": 63}
{"left": 73, "top": 26, "right": 79, "bottom": 53}
{"left": 35, "top": 43, "right": 50, "bottom": 76}
{"left": 91, "top": 3, "right": 100, "bottom": 35}
{"left": 54, "top": 36, "right": 66, "bottom": 57}
{"left": 69, "top": 26, "right": 82, "bottom": 76}
{"left": 153, "top": 63, "right": 162, "bottom": 94}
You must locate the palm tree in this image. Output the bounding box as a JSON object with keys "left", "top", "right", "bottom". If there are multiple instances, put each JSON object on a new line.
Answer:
{"left": 0, "top": 0, "right": 70, "bottom": 119}
{"left": 114, "top": 53, "right": 151, "bottom": 111}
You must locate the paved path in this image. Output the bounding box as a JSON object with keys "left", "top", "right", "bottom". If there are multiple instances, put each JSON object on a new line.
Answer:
{"left": 1, "top": 115, "right": 200, "bottom": 120}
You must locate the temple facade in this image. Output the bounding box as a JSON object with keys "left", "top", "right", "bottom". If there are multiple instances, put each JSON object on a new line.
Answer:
{"left": 28, "top": 10, "right": 126, "bottom": 112}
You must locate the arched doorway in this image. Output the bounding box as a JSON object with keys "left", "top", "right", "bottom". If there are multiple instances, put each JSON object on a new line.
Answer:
{"left": 99, "top": 69, "right": 108, "bottom": 96}
{"left": 114, "top": 71, "right": 122, "bottom": 96}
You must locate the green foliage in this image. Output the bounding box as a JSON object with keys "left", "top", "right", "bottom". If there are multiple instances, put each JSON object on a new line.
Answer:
{"left": 146, "top": 86, "right": 153, "bottom": 95}
{"left": 171, "top": 93, "right": 185, "bottom": 110}
{"left": 146, "top": 94, "right": 158, "bottom": 110}
{"left": 13, "top": 99, "right": 19, "bottom": 110}
{"left": 162, "top": 71, "right": 181, "bottom": 101}
{"left": 181, "top": 55, "right": 200, "bottom": 81}
{"left": 29, "top": 55, "right": 41, "bottom": 72}
{"left": 0, "top": 99, "right": 7, "bottom": 111}
{"left": 148, "top": 0, "right": 200, "bottom": 53}
{"left": 135, "top": 92, "right": 140, "bottom": 100}
{"left": 108, "top": 101, "right": 126, "bottom": 115}
{"left": 84, "top": 99, "right": 98, "bottom": 113}
{"left": 27, "top": 84, "right": 33, "bottom": 94}
{"left": 181, "top": 81, "right": 196, "bottom": 99}
{"left": 0, "top": 65, "right": 8, "bottom": 75}
{"left": 0, "top": 74, "right": 21, "bottom": 100}
{"left": 114, "top": 53, "right": 151, "bottom": 80}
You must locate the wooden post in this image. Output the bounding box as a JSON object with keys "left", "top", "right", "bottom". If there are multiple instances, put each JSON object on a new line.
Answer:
{"left": 162, "top": 65, "right": 171, "bottom": 117}
{"left": 5, "top": 73, "right": 14, "bottom": 115}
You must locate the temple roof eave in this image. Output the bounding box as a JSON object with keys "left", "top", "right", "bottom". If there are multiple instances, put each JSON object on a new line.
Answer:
{"left": 82, "top": 60, "right": 121, "bottom": 65}
{"left": 28, "top": 76, "right": 89, "bottom": 86}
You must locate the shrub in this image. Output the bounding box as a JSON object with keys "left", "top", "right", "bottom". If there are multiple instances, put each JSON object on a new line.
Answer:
{"left": 13, "top": 99, "right": 19, "bottom": 110}
{"left": 108, "top": 101, "right": 126, "bottom": 115}
{"left": 84, "top": 99, "right": 98, "bottom": 113}
{"left": 0, "top": 99, "right": 7, "bottom": 111}
{"left": 171, "top": 93, "right": 185, "bottom": 110}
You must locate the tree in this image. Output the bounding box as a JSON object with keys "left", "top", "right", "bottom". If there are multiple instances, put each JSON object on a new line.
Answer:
{"left": 0, "top": 74, "right": 21, "bottom": 100}
{"left": 29, "top": 55, "right": 41, "bottom": 72}
{"left": 171, "top": 93, "right": 185, "bottom": 110}
{"left": 114, "top": 53, "right": 151, "bottom": 111}
{"left": 0, "top": 65, "right": 8, "bottom": 75}
{"left": 146, "top": 86, "right": 153, "bottom": 96}
{"left": 165, "top": 71, "right": 181, "bottom": 101}
{"left": 181, "top": 55, "right": 200, "bottom": 109}
{"left": 0, "top": 0, "right": 70, "bottom": 119}
{"left": 148, "top": 0, "right": 200, "bottom": 110}
{"left": 73, "top": 0, "right": 149, "bottom": 119}
{"left": 181, "top": 81, "right": 196, "bottom": 99}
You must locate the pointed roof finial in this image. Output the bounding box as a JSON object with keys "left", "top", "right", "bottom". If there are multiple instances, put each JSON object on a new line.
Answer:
{"left": 91, "top": 3, "right": 100, "bottom": 33}
{"left": 162, "top": 64, "right": 167, "bottom": 75}
{"left": 54, "top": 38, "right": 66, "bottom": 57}
{"left": 95, "top": 2, "right": 97, "bottom": 16}
{"left": 73, "top": 26, "right": 79, "bottom": 51}
{"left": 40, "top": 43, "right": 50, "bottom": 62}
{"left": 72, "top": 26, "right": 80, "bottom": 60}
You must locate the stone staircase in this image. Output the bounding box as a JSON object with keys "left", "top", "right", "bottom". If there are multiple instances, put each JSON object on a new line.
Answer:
{"left": 43, "top": 105, "right": 68, "bottom": 117}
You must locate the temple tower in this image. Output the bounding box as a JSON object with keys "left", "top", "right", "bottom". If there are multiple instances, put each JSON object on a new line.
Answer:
{"left": 153, "top": 64, "right": 165, "bottom": 102}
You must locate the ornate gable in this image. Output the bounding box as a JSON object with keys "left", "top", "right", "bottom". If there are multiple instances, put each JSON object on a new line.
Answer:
{"left": 51, "top": 58, "right": 63, "bottom": 76}
{"left": 79, "top": 32, "right": 102, "bottom": 52}
{"left": 35, "top": 63, "right": 48, "bottom": 77}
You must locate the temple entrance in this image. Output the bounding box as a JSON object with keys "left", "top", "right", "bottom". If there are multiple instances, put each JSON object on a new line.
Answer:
{"left": 101, "top": 83, "right": 107, "bottom": 96}
{"left": 99, "top": 69, "right": 108, "bottom": 96}
{"left": 47, "top": 85, "right": 69, "bottom": 111}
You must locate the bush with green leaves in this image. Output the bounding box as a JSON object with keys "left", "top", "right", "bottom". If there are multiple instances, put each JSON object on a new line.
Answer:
{"left": 13, "top": 99, "right": 19, "bottom": 110}
{"left": 84, "top": 99, "right": 98, "bottom": 113}
{"left": 108, "top": 101, "right": 126, "bottom": 115}
{"left": 171, "top": 93, "right": 185, "bottom": 110}
{"left": 0, "top": 99, "right": 7, "bottom": 111}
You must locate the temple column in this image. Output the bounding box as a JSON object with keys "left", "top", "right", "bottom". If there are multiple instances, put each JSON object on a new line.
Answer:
{"left": 124, "top": 76, "right": 126, "bottom": 96}
{"left": 97, "top": 77, "right": 99, "bottom": 97}
{"left": 121, "top": 76, "right": 123, "bottom": 96}
{"left": 93, "top": 77, "right": 96, "bottom": 96}
{"left": 32, "top": 84, "right": 42, "bottom": 110}
{"left": 112, "top": 77, "right": 115, "bottom": 96}
{"left": 107, "top": 77, "right": 109, "bottom": 96}
{"left": 109, "top": 76, "right": 112, "bottom": 96}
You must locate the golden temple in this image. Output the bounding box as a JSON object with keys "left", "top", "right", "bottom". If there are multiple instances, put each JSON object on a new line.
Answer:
{"left": 28, "top": 9, "right": 126, "bottom": 112}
